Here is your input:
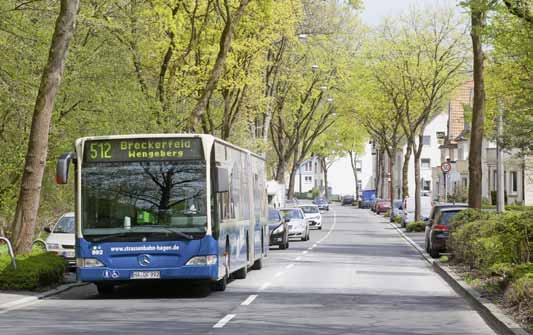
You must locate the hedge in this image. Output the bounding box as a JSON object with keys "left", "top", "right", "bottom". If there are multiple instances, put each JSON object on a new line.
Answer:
{"left": 406, "top": 221, "right": 425, "bottom": 232}
{"left": 0, "top": 252, "right": 65, "bottom": 290}
{"left": 448, "top": 209, "right": 533, "bottom": 325}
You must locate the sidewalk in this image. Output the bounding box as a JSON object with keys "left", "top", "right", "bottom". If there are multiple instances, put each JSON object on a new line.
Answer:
{"left": 0, "top": 272, "right": 77, "bottom": 308}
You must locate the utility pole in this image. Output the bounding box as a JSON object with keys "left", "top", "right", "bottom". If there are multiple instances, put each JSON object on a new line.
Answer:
{"left": 496, "top": 104, "right": 505, "bottom": 213}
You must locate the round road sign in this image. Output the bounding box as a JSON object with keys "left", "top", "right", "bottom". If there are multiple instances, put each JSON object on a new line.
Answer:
{"left": 441, "top": 162, "right": 452, "bottom": 174}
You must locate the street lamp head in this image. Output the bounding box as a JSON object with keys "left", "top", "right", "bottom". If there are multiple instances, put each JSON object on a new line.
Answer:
{"left": 327, "top": 97, "right": 333, "bottom": 103}
{"left": 298, "top": 34, "right": 308, "bottom": 42}
{"left": 320, "top": 86, "right": 327, "bottom": 92}
{"left": 311, "top": 64, "right": 319, "bottom": 72}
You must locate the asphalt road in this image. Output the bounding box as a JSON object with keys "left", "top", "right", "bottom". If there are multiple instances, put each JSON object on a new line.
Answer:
{"left": 0, "top": 205, "right": 496, "bottom": 334}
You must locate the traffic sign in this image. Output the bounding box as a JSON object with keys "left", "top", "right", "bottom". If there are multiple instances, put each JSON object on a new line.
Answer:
{"left": 441, "top": 161, "right": 452, "bottom": 174}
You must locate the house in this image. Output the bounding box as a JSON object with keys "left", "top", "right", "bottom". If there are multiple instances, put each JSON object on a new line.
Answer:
{"left": 432, "top": 80, "right": 530, "bottom": 205}
{"left": 293, "top": 156, "right": 324, "bottom": 194}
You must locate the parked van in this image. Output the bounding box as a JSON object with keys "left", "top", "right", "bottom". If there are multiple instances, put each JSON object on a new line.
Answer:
{"left": 402, "top": 196, "right": 433, "bottom": 227}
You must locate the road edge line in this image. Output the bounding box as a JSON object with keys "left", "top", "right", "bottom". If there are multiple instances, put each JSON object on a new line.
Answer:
{"left": 0, "top": 282, "right": 89, "bottom": 311}
{"left": 387, "top": 220, "right": 528, "bottom": 335}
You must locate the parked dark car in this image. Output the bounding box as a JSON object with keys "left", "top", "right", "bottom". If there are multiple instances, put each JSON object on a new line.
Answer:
{"left": 424, "top": 203, "right": 468, "bottom": 252}
{"left": 341, "top": 195, "right": 354, "bottom": 206}
{"left": 268, "top": 208, "right": 289, "bottom": 249}
{"left": 425, "top": 207, "right": 466, "bottom": 258}
{"left": 313, "top": 197, "right": 329, "bottom": 211}
{"left": 375, "top": 200, "right": 391, "bottom": 214}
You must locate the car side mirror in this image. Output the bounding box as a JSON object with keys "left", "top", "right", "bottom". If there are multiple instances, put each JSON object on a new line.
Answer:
{"left": 44, "top": 227, "right": 52, "bottom": 233}
{"left": 56, "top": 152, "right": 76, "bottom": 184}
{"left": 284, "top": 217, "right": 290, "bottom": 223}
{"left": 215, "top": 167, "right": 229, "bottom": 193}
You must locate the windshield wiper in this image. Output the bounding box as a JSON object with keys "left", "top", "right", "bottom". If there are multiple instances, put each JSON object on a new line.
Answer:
{"left": 150, "top": 226, "right": 194, "bottom": 240}
{"left": 91, "top": 232, "right": 132, "bottom": 243}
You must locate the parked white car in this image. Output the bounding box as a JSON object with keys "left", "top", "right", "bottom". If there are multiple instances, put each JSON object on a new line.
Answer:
{"left": 45, "top": 212, "right": 76, "bottom": 268}
{"left": 280, "top": 207, "right": 309, "bottom": 241}
{"left": 402, "top": 196, "right": 433, "bottom": 227}
{"left": 299, "top": 205, "right": 322, "bottom": 230}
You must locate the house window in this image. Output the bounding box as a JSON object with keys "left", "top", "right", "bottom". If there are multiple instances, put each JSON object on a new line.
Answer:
{"left": 314, "top": 162, "right": 318, "bottom": 173}
{"left": 423, "top": 179, "right": 431, "bottom": 191}
{"left": 423, "top": 136, "right": 431, "bottom": 146}
{"left": 304, "top": 176, "right": 312, "bottom": 183}
{"left": 421, "top": 158, "right": 431, "bottom": 169}
{"left": 357, "top": 180, "right": 362, "bottom": 191}
{"left": 511, "top": 171, "right": 518, "bottom": 193}
{"left": 356, "top": 160, "right": 362, "bottom": 172}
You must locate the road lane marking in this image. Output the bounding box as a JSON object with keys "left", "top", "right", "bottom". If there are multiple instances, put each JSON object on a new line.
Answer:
{"left": 307, "top": 247, "right": 313, "bottom": 250}
{"left": 241, "top": 295, "right": 258, "bottom": 306}
{"left": 213, "top": 314, "right": 236, "bottom": 328}
{"left": 285, "top": 263, "right": 294, "bottom": 269}
{"left": 258, "top": 282, "right": 271, "bottom": 291}
{"left": 295, "top": 256, "right": 302, "bottom": 261}
{"left": 274, "top": 271, "right": 284, "bottom": 278}
{"left": 313, "top": 244, "right": 317, "bottom": 248}
{"left": 302, "top": 250, "right": 308, "bottom": 255}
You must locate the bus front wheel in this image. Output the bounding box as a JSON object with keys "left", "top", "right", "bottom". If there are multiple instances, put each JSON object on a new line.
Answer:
{"left": 96, "top": 283, "right": 114, "bottom": 296}
{"left": 212, "top": 249, "right": 229, "bottom": 291}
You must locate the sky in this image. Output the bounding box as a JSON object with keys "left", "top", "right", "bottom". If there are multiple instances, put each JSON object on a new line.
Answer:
{"left": 360, "top": 0, "right": 461, "bottom": 26}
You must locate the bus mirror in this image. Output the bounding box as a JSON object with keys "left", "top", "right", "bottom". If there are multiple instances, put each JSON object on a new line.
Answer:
{"left": 56, "top": 152, "right": 75, "bottom": 184}
{"left": 216, "top": 167, "right": 229, "bottom": 193}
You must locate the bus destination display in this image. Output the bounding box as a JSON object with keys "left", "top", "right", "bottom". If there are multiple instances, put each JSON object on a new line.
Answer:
{"left": 83, "top": 138, "right": 203, "bottom": 162}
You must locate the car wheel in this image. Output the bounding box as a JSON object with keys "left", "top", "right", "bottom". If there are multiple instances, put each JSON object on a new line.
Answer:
{"left": 286, "top": 241, "right": 289, "bottom": 249}
{"left": 96, "top": 282, "right": 114, "bottom": 296}
{"left": 429, "top": 244, "right": 440, "bottom": 259}
{"left": 279, "top": 242, "right": 286, "bottom": 250}
{"left": 318, "top": 226, "right": 322, "bottom": 230}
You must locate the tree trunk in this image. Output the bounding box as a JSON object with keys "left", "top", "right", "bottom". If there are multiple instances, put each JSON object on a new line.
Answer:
{"left": 189, "top": 0, "right": 250, "bottom": 130}
{"left": 275, "top": 158, "right": 286, "bottom": 184}
{"left": 375, "top": 149, "right": 382, "bottom": 197}
{"left": 287, "top": 166, "right": 298, "bottom": 199}
{"left": 10, "top": 0, "right": 80, "bottom": 255}
{"left": 320, "top": 157, "right": 329, "bottom": 199}
{"left": 468, "top": 3, "right": 486, "bottom": 209}
{"left": 349, "top": 151, "right": 360, "bottom": 201}
{"left": 402, "top": 145, "right": 412, "bottom": 200}
{"left": 413, "top": 144, "right": 422, "bottom": 222}
{"left": 380, "top": 150, "right": 386, "bottom": 198}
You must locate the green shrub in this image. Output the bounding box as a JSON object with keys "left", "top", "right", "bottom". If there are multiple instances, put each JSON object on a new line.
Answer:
{"left": 504, "top": 273, "right": 533, "bottom": 319}
{"left": 449, "top": 209, "right": 533, "bottom": 271}
{"left": 0, "top": 252, "right": 65, "bottom": 290}
{"left": 394, "top": 215, "right": 402, "bottom": 224}
{"left": 406, "top": 221, "right": 425, "bottom": 232}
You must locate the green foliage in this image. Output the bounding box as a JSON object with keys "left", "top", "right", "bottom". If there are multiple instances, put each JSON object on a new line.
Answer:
{"left": 449, "top": 209, "right": 533, "bottom": 270}
{"left": 406, "top": 221, "right": 425, "bottom": 232}
{"left": 311, "top": 187, "right": 320, "bottom": 199}
{"left": 0, "top": 252, "right": 65, "bottom": 290}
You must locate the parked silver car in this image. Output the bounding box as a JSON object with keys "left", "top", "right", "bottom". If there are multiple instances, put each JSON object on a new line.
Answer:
{"left": 280, "top": 207, "right": 309, "bottom": 241}
{"left": 45, "top": 212, "right": 75, "bottom": 268}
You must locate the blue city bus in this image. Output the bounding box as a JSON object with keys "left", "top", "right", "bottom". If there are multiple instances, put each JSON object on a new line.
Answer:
{"left": 56, "top": 134, "right": 268, "bottom": 295}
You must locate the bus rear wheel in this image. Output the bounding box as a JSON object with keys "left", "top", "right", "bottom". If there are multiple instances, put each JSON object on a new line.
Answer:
{"left": 233, "top": 265, "right": 247, "bottom": 279}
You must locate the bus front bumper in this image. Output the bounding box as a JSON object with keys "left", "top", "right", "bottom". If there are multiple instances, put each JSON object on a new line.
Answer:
{"left": 78, "top": 264, "right": 218, "bottom": 282}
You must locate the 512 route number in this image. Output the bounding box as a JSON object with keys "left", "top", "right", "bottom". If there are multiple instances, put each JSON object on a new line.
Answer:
{"left": 90, "top": 142, "right": 112, "bottom": 160}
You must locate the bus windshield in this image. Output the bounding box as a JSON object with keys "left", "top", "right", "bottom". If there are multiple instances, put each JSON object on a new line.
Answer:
{"left": 81, "top": 160, "right": 207, "bottom": 241}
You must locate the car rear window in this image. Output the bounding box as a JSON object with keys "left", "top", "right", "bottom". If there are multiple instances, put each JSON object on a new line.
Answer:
{"left": 440, "top": 211, "right": 461, "bottom": 226}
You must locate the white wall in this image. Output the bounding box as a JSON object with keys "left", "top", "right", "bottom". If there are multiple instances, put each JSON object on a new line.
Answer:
{"left": 406, "top": 112, "right": 448, "bottom": 197}
{"left": 327, "top": 142, "right": 375, "bottom": 196}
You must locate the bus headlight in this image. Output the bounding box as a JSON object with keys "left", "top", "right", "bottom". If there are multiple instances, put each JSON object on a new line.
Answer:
{"left": 186, "top": 255, "right": 217, "bottom": 266}
{"left": 77, "top": 258, "right": 104, "bottom": 267}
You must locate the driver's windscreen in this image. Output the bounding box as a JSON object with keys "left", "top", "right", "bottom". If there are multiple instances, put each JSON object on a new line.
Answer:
{"left": 53, "top": 216, "right": 75, "bottom": 234}
{"left": 281, "top": 209, "right": 303, "bottom": 219}
{"left": 81, "top": 160, "right": 207, "bottom": 235}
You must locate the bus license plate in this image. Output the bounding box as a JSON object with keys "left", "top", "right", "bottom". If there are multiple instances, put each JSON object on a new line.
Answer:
{"left": 131, "top": 271, "right": 160, "bottom": 280}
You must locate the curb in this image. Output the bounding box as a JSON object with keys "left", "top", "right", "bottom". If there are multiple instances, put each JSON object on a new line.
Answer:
{"left": 0, "top": 282, "right": 88, "bottom": 312}
{"left": 387, "top": 220, "right": 529, "bottom": 335}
